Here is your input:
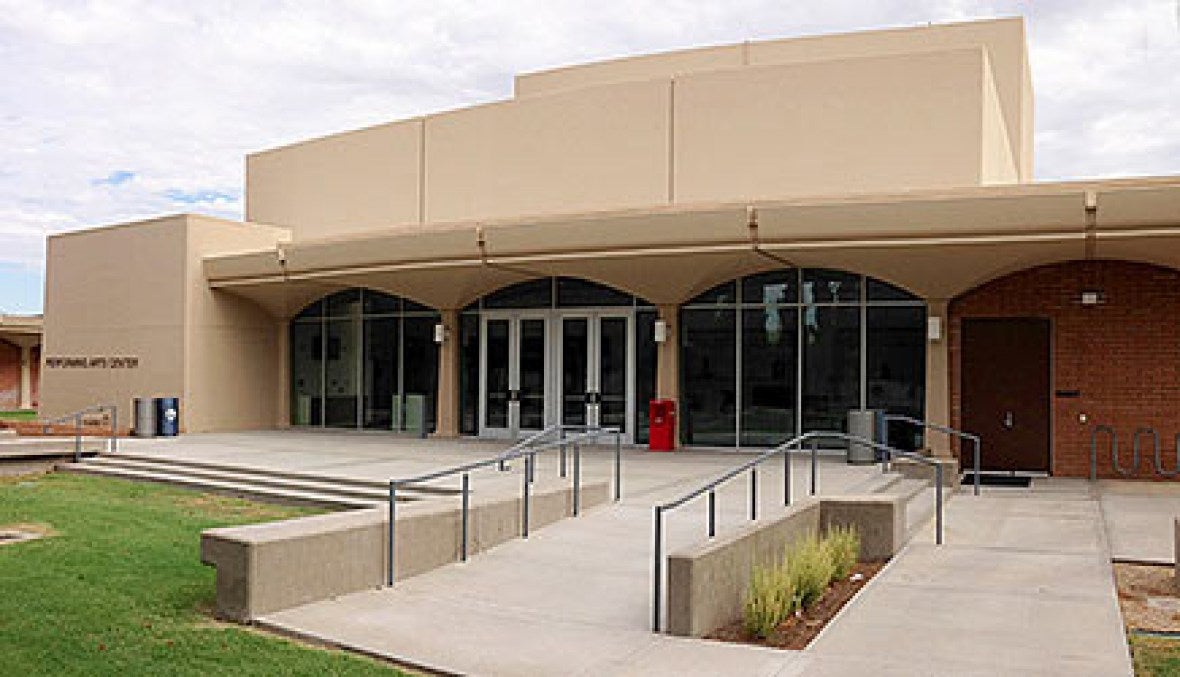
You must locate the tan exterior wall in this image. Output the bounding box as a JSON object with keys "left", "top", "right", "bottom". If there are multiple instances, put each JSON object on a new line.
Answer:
{"left": 184, "top": 216, "right": 290, "bottom": 432}
{"left": 41, "top": 217, "right": 188, "bottom": 424}
{"left": 41, "top": 215, "right": 289, "bottom": 431}
{"left": 246, "top": 119, "right": 423, "bottom": 241}
{"left": 424, "top": 79, "right": 671, "bottom": 224}
{"left": 673, "top": 48, "right": 1002, "bottom": 203}
{"left": 518, "top": 17, "right": 1031, "bottom": 179}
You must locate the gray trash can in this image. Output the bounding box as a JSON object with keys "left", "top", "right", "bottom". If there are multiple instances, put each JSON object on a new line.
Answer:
{"left": 847, "top": 409, "right": 880, "bottom": 464}
{"left": 134, "top": 398, "right": 156, "bottom": 438}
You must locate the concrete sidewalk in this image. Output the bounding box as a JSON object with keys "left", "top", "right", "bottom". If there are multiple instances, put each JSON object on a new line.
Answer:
{"left": 259, "top": 478, "right": 1134, "bottom": 676}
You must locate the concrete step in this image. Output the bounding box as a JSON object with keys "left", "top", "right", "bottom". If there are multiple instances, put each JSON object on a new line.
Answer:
{"left": 902, "top": 481, "right": 957, "bottom": 540}
{"left": 99, "top": 451, "right": 457, "bottom": 496}
{"left": 82, "top": 456, "right": 397, "bottom": 503}
{"left": 847, "top": 470, "right": 905, "bottom": 495}
{"left": 59, "top": 462, "right": 392, "bottom": 510}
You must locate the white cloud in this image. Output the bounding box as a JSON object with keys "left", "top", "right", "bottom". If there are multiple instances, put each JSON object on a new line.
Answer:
{"left": 0, "top": 0, "right": 1177, "bottom": 300}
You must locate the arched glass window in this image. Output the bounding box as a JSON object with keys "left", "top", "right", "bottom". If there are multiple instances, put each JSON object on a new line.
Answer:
{"left": 290, "top": 288, "right": 439, "bottom": 433}
{"left": 680, "top": 268, "right": 925, "bottom": 449}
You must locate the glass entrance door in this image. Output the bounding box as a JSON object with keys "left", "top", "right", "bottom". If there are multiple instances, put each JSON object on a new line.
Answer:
{"left": 559, "top": 312, "right": 633, "bottom": 439}
{"left": 480, "top": 313, "right": 549, "bottom": 438}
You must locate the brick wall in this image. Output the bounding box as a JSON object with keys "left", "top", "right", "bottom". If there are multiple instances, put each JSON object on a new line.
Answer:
{"left": 0, "top": 340, "right": 19, "bottom": 410}
{"left": 950, "top": 259, "right": 1180, "bottom": 480}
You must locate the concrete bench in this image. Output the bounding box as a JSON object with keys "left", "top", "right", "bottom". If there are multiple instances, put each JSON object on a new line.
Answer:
{"left": 202, "top": 478, "right": 609, "bottom": 622}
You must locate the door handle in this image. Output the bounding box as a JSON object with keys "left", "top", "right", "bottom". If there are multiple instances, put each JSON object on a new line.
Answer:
{"left": 1003, "top": 411, "right": 1014, "bottom": 429}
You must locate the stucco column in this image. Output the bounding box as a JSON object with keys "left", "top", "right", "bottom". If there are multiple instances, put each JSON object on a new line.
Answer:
{"left": 924, "top": 300, "right": 952, "bottom": 457}
{"left": 18, "top": 344, "right": 32, "bottom": 410}
{"left": 434, "top": 309, "right": 460, "bottom": 438}
{"left": 276, "top": 321, "right": 290, "bottom": 428}
{"left": 655, "top": 304, "right": 680, "bottom": 447}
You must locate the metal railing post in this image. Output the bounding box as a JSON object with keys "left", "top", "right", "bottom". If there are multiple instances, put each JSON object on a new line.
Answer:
{"left": 935, "top": 463, "right": 944, "bottom": 546}
{"left": 783, "top": 444, "right": 791, "bottom": 506}
{"left": 388, "top": 481, "right": 397, "bottom": 585}
{"left": 972, "top": 437, "right": 981, "bottom": 496}
{"left": 109, "top": 406, "right": 118, "bottom": 453}
{"left": 652, "top": 506, "right": 663, "bottom": 632}
{"left": 522, "top": 455, "right": 532, "bottom": 538}
{"left": 809, "top": 438, "right": 818, "bottom": 496}
{"left": 614, "top": 431, "right": 622, "bottom": 502}
{"left": 74, "top": 413, "right": 82, "bottom": 462}
{"left": 528, "top": 451, "right": 536, "bottom": 484}
{"left": 559, "top": 427, "right": 567, "bottom": 478}
{"left": 707, "top": 490, "right": 716, "bottom": 538}
{"left": 460, "top": 473, "right": 470, "bottom": 562}
{"left": 749, "top": 466, "right": 757, "bottom": 521}
{"left": 573, "top": 443, "right": 581, "bottom": 516}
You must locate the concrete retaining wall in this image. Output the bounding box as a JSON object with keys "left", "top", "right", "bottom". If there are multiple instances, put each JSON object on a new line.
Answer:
{"left": 665, "top": 493, "right": 906, "bottom": 637}
{"left": 201, "top": 479, "right": 609, "bottom": 622}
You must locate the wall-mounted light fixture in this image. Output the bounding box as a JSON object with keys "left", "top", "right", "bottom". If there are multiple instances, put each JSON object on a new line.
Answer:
{"left": 653, "top": 320, "right": 669, "bottom": 343}
{"left": 926, "top": 316, "right": 942, "bottom": 342}
{"left": 1080, "top": 290, "right": 1103, "bottom": 306}
{"left": 433, "top": 323, "right": 449, "bottom": 344}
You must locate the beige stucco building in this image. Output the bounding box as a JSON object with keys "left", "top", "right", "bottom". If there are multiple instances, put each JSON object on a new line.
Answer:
{"left": 40, "top": 17, "right": 1180, "bottom": 478}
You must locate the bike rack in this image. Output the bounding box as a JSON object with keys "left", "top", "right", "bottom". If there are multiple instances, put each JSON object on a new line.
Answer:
{"left": 1091, "top": 424, "right": 1180, "bottom": 479}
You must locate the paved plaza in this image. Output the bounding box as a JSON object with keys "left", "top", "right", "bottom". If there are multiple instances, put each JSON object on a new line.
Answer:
{"left": 107, "top": 432, "right": 1161, "bottom": 675}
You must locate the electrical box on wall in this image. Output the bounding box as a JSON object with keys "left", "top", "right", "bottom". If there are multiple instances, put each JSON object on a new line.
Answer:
{"left": 927, "top": 316, "right": 942, "bottom": 341}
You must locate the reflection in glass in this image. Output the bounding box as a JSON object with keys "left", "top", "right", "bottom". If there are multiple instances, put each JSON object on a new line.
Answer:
{"left": 290, "top": 322, "right": 322, "bottom": 425}
{"left": 324, "top": 317, "right": 359, "bottom": 427}
{"left": 741, "top": 307, "right": 797, "bottom": 446}
{"left": 402, "top": 316, "right": 438, "bottom": 434}
{"left": 802, "top": 306, "right": 860, "bottom": 434}
{"left": 459, "top": 314, "right": 480, "bottom": 435}
{"left": 802, "top": 269, "right": 860, "bottom": 304}
{"left": 562, "top": 318, "right": 589, "bottom": 426}
{"left": 483, "top": 279, "right": 553, "bottom": 309}
{"left": 681, "top": 308, "right": 736, "bottom": 446}
{"left": 742, "top": 270, "right": 799, "bottom": 305}
{"left": 867, "top": 306, "right": 927, "bottom": 450}
{"left": 485, "top": 319, "right": 510, "bottom": 429}
{"left": 557, "top": 278, "right": 633, "bottom": 307}
{"left": 363, "top": 317, "right": 398, "bottom": 429}
{"left": 518, "top": 319, "right": 546, "bottom": 429}
{"left": 599, "top": 317, "right": 628, "bottom": 431}
{"left": 635, "top": 311, "right": 658, "bottom": 444}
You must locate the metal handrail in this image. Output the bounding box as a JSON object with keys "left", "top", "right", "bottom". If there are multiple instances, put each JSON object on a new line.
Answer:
{"left": 386, "top": 423, "right": 623, "bottom": 585}
{"left": 882, "top": 414, "right": 982, "bottom": 496}
{"left": 40, "top": 404, "right": 118, "bottom": 462}
{"left": 650, "top": 430, "right": 944, "bottom": 632}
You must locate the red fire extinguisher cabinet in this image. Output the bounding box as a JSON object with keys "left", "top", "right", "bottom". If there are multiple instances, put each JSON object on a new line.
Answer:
{"left": 649, "top": 399, "right": 676, "bottom": 451}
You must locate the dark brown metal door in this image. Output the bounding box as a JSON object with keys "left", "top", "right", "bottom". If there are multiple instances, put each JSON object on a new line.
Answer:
{"left": 960, "top": 318, "right": 1051, "bottom": 472}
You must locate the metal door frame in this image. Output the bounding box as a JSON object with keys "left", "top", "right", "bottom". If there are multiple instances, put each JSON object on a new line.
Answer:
{"left": 478, "top": 311, "right": 551, "bottom": 439}
{"left": 555, "top": 309, "right": 635, "bottom": 444}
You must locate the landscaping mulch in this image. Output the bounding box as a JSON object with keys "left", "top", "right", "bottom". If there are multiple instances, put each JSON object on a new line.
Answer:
{"left": 1115, "top": 562, "right": 1180, "bottom": 633}
{"left": 707, "top": 561, "right": 884, "bottom": 650}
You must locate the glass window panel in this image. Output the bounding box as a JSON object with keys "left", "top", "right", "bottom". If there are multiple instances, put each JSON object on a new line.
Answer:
{"left": 289, "top": 322, "right": 323, "bottom": 426}
{"left": 741, "top": 270, "right": 799, "bottom": 305}
{"left": 867, "top": 306, "right": 927, "bottom": 451}
{"left": 557, "top": 277, "right": 633, "bottom": 307}
{"left": 634, "top": 311, "right": 658, "bottom": 444}
{"left": 483, "top": 278, "right": 553, "bottom": 309}
{"left": 802, "top": 269, "right": 860, "bottom": 304}
{"left": 685, "top": 280, "right": 737, "bottom": 307}
{"left": 599, "top": 317, "right": 628, "bottom": 432}
{"left": 324, "top": 318, "right": 359, "bottom": 427}
{"left": 459, "top": 314, "right": 480, "bottom": 435}
{"left": 802, "top": 306, "right": 860, "bottom": 435}
{"left": 561, "top": 318, "right": 589, "bottom": 426}
{"left": 401, "top": 316, "right": 439, "bottom": 434}
{"left": 867, "top": 278, "right": 920, "bottom": 302}
{"left": 325, "top": 288, "right": 362, "bottom": 317}
{"left": 485, "top": 319, "right": 510, "bottom": 429}
{"left": 294, "top": 299, "right": 323, "bottom": 320}
{"left": 362, "top": 290, "right": 400, "bottom": 314}
{"left": 518, "top": 319, "right": 547, "bottom": 429}
{"left": 362, "top": 317, "right": 398, "bottom": 430}
{"left": 680, "top": 308, "right": 736, "bottom": 446}
{"left": 402, "top": 297, "right": 433, "bottom": 312}
{"left": 741, "top": 307, "right": 798, "bottom": 446}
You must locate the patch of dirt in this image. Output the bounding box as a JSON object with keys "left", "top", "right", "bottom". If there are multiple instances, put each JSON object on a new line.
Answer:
{"left": 707, "top": 562, "right": 884, "bottom": 650}
{"left": 0, "top": 522, "right": 56, "bottom": 545}
{"left": 1115, "top": 562, "right": 1180, "bottom": 633}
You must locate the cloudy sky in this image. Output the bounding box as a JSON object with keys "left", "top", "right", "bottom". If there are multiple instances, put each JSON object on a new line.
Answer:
{"left": 2, "top": 0, "right": 1178, "bottom": 313}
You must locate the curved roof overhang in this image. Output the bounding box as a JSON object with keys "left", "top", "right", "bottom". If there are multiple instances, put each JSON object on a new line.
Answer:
{"left": 205, "top": 177, "right": 1180, "bottom": 316}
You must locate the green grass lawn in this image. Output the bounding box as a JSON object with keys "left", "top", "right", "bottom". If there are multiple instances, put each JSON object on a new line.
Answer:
{"left": 1132, "top": 634, "right": 1180, "bottom": 676}
{"left": 0, "top": 409, "right": 37, "bottom": 421}
{"left": 0, "top": 472, "right": 406, "bottom": 676}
